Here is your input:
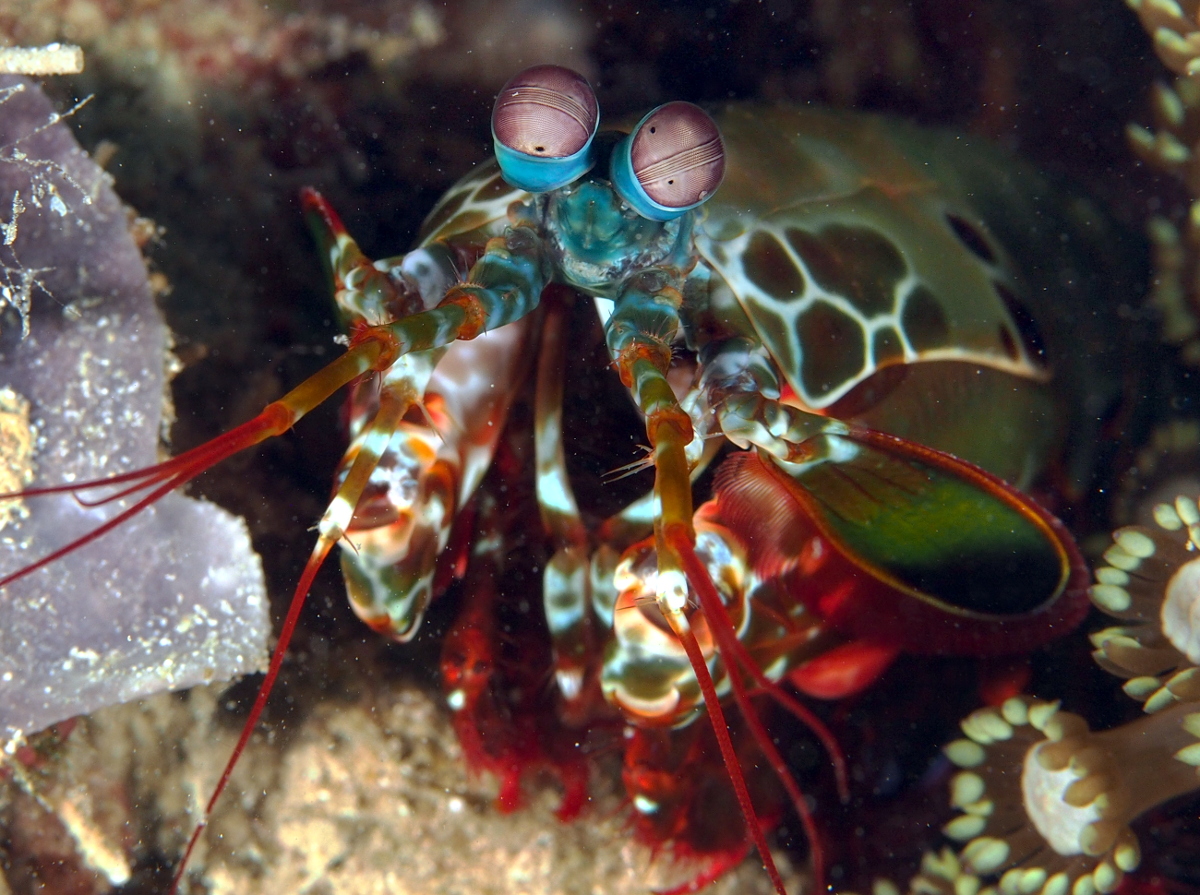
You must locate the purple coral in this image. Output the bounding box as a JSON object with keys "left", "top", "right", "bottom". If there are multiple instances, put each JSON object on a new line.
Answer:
{"left": 0, "top": 76, "right": 268, "bottom": 743}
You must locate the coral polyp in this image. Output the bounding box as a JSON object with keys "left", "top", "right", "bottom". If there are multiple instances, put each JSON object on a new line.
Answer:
{"left": 1090, "top": 496, "right": 1200, "bottom": 711}
{"left": 935, "top": 697, "right": 1200, "bottom": 895}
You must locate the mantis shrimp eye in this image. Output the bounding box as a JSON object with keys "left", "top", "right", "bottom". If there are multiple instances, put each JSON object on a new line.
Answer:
{"left": 610, "top": 101, "right": 725, "bottom": 221}
{"left": 492, "top": 64, "right": 599, "bottom": 192}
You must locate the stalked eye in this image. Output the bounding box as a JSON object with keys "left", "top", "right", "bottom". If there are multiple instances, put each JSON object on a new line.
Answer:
{"left": 610, "top": 101, "right": 724, "bottom": 222}
{"left": 492, "top": 65, "right": 599, "bottom": 193}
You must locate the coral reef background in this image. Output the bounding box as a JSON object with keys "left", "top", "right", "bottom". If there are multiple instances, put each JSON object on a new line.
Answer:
{"left": 0, "top": 1, "right": 1185, "bottom": 894}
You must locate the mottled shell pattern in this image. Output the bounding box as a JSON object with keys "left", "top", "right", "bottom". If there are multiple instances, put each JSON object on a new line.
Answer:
{"left": 697, "top": 106, "right": 1044, "bottom": 409}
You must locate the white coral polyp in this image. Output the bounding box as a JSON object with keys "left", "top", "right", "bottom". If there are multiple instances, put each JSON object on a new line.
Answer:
{"left": 1021, "top": 751, "right": 1100, "bottom": 856}
{"left": 1163, "top": 556, "right": 1200, "bottom": 664}
{"left": 940, "top": 697, "right": 1200, "bottom": 895}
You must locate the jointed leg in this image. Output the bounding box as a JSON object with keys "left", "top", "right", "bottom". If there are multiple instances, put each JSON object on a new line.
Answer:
{"left": 606, "top": 272, "right": 807, "bottom": 895}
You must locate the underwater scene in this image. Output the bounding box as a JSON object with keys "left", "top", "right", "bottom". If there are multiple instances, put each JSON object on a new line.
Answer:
{"left": 0, "top": 1, "right": 1196, "bottom": 893}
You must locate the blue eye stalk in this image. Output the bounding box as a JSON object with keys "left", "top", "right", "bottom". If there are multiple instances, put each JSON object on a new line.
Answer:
{"left": 610, "top": 101, "right": 726, "bottom": 222}
{"left": 492, "top": 65, "right": 600, "bottom": 193}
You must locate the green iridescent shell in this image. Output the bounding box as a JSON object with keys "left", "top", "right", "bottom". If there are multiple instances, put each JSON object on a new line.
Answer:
{"left": 693, "top": 105, "right": 1137, "bottom": 489}
{"left": 417, "top": 158, "right": 521, "bottom": 247}
{"left": 699, "top": 106, "right": 1046, "bottom": 407}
